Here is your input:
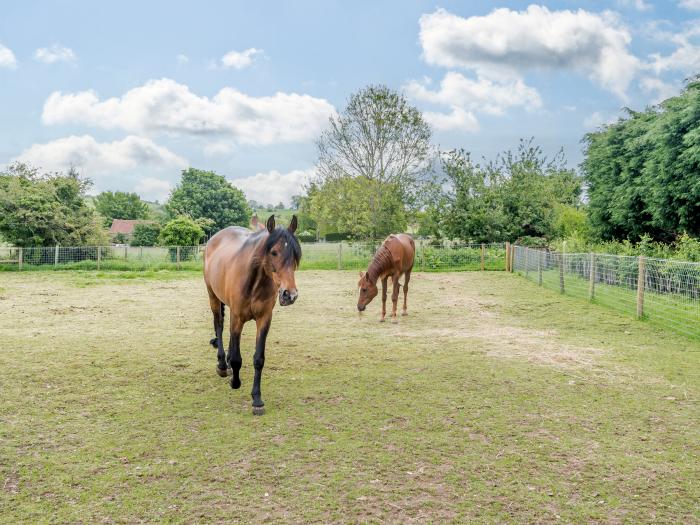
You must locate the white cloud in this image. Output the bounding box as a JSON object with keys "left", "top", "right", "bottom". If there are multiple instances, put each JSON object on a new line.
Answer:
{"left": 42, "top": 78, "right": 335, "bottom": 145}
{"left": 583, "top": 111, "right": 618, "bottom": 130}
{"left": 405, "top": 72, "right": 542, "bottom": 116}
{"left": 419, "top": 6, "right": 640, "bottom": 98}
{"left": 679, "top": 0, "right": 700, "bottom": 10}
{"left": 617, "top": 0, "right": 653, "bottom": 11}
{"left": 203, "top": 141, "right": 235, "bottom": 157}
{"left": 641, "top": 77, "right": 678, "bottom": 104}
{"left": 15, "top": 135, "right": 187, "bottom": 177}
{"left": 34, "top": 44, "right": 76, "bottom": 64}
{"left": 135, "top": 177, "right": 172, "bottom": 202}
{"left": 176, "top": 54, "right": 189, "bottom": 65}
{"left": 423, "top": 107, "right": 479, "bottom": 132}
{"left": 230, "top": 168, "right": 315, "bottom": 206}
{"left": 648, "top": 25, "right": 700, "bottom": 75}
{"left": 221, "top": 48, "right": 263, "bottom": 69}
{"left": 0, "top": 44, "right": 17, "bottom": 68}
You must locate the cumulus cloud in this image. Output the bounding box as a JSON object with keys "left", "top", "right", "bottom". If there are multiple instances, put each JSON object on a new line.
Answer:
{"left": 230, "top": 168, "right": 315, "bottom": 206}
{"left": 35, "top": 44, "right": 76, "bottom": 64}
{"left": 583, "top": 111, "right": 618, "bottom": 130}
{"left": 0, "top": 44, "right": 17, "bottom": 68}
{"left": 422, "top": 107, "right": 479, "bottom": 132}
{"left": 679, "top": 0, "right": 700, "bottom": 10}
{"left": 648, "top": 25, "right": 700, "bottom": 75}
{"left": 135, "top": 177, "right": 173, "bottom": 202}
{"left": 641, "top": 77, "right": 678, "bottom": 104}
{"left": 221, "top": 48, "right": 263, "bottom": 69}
{"left": 15, "top": 135, "right": 187, "bottom": 177}
{"left": 405, "top": 72, "right": 541, "bottom": 116}
{"left": 419, "top": 6, "right": 640, "bottom": 98}
{"left": 203, "top": 141, "right": 235, "bottom": 157}
{"left": 617, "top": 0, "right": 653, "bottom": 11}
{"left": 176, "top": 54, "right": 189, "bottom": 65}
{"left": 42, "top": 78, "right": 335, "bottom": 145}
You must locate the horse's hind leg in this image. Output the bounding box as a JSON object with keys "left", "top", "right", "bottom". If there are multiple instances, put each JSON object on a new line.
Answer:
{"left": 207, "top": 288, "right": 228, "bottom": 377}
{"left": 390, "top": 273, "right": 400, "bottom": 323}
{"left": 402, "top": 269, "right": 411, "bottom": 316}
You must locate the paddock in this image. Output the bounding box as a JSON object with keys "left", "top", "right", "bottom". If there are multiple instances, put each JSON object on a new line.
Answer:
{"left": 1, "top": 270, "right": 698, "bottom": 523}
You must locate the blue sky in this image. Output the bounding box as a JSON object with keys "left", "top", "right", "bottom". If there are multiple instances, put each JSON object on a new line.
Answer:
{"left": 1, "top": 1, "right": 699, "bottom": 204}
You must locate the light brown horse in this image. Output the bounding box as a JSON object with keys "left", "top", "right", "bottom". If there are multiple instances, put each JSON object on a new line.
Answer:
{"left": 204, "top": 215, "right": 301, "bottom": 415}
{"left": 357, "top": 233, "right": 415, "bottom": 322}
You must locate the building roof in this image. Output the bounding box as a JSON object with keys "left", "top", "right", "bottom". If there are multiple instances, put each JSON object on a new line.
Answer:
{"left": 109, "top": 219, "right": 153, "bottom": 235}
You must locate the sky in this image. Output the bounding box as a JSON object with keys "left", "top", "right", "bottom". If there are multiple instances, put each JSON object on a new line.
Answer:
{"left": 1, "top": 0, "right": 699, "bottom": 205}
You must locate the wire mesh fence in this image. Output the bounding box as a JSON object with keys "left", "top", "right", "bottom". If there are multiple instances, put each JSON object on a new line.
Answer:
{"left": 0, "top": 242, "right": 507, "bottom": 273}
{"left": 512, "top": 245, "right": 700, "bottom": 340}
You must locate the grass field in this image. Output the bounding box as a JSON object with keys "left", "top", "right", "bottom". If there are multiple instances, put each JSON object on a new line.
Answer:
{"left": 1, "top": 270, "right": 699, "bottom": 523}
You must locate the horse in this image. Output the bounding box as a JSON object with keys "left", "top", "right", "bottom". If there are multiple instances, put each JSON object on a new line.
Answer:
{"left": 357, "top": 233, "right": 415, "bottom": 322}
{"left": 204, "top": 215, "right": 301, "bottom": 415}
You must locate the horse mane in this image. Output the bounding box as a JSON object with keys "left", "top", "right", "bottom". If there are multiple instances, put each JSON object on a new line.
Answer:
{"left": 367, "top": 243, "right": 394, "bottom": 283}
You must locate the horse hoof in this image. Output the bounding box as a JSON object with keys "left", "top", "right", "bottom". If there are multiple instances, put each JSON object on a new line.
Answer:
{"left": 230, "top": 377, "right": 241, "bottom": 389}
{"left": 210, "top": 338, "right": 218, "bottom": 348}
{"left": 216, "top": 366, "right": 228, "bottom": 378}
{"left": 252, "top": 405, "right": 265, "bottom": 416}
{"left": 391, "top": 318, "right": 398, "bottom": 324}
{"left": 379, "top": 318, "right": 385, "bottom": 323}
{"left": 402, "top": 311, "right": 408, "bottom": 316}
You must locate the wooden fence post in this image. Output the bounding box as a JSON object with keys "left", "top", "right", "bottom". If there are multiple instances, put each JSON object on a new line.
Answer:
{"left": 420, "top": 240, "right": 425, "bottom": 272}
{"left": 54, "top": 245, "right": 60, "bottom": 267}
{"left": 18, "top": 247, "right": 23, "bottom": 271}
{"left": 505, "top": 241, "right": 510, "bottom": 272}
{"left": 636, "top": 256, "right": 646, "bottom": 319}
{"left": 140, "top": 246, "right": 143, "bottom": 259}
{"left": 537, "top": 250, "right": 542, "bottom": 286}
{"left": 176, "top": 246, "right": 181, "bottom": 270}
{"left": 97, "top": 246, "right": 101, "bottom": 270}
{"left": 337, "top": 243, "right": 342, "bottom": 270}
{"left": 480, "top": 243, "right": 485, "bottom": 271}
{"left": 588, "top": 253, "right": 595, "bottom": 301}
{"left": 559, "top": 250, "right": 565, "bottom": 294}
{"left": 525, "top": 247, "right": 530, "bottom": 278}
{"left": 124, "top": 246, "right": 128, "bottom": 260}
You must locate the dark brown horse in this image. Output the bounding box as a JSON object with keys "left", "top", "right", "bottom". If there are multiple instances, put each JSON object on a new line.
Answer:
{"left": 204, "top": 215, "right": 301, "bottom": 415}
{"left": 357, "top": 233, "right": 415, "bottom": 322}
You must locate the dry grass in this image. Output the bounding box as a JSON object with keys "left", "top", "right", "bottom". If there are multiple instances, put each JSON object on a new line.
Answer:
{"left": 1, "top": 270, "right": 699, "bottom": 523}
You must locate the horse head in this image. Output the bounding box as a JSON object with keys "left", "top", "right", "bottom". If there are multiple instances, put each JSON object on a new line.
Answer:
{"left": 263, "top": 215, "right": 301, "bottom": 306}
{"left": 357, "top": 271, "right": 378, "bottom": 311}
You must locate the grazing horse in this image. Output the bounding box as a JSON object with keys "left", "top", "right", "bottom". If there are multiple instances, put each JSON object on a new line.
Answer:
{"left": 357, "top": 234, "right": 415, "bottom": 322}
{"left": 204, "top": 215, "right": 301, "bottom": 415}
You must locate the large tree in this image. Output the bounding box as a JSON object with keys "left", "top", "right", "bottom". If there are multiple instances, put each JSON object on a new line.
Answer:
{"left": 165, "top": 168, "right": 251, "bottom": 234}
{"left": 583, "top": 79, "right": 700, "bottom": 241}
{"left": 314, "top": 85, "right": 432, "bottom": 238}
{"left": 0, "top": 163, "right": 106, "bottom": 246}
{"left": 94, "top": 190, "right": 149, "bottom": 226}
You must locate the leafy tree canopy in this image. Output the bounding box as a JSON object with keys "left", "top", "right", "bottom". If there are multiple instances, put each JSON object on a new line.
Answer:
{"left": 158, "top": 216, "right": 205, "bottom": 246}
{"left": 94, "top": 190, "right": 149, "bottom": 227}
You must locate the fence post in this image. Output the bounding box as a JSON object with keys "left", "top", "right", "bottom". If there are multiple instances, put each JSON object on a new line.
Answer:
{"left": 420, "top": 240, "right": 425, "bottom": 272}
{"left": 176, "top": 246, "right": 181, "bottom": 270}
{"left": 337, "top": 243, "right": 342, "bottom": 270}
{"left": 97, "top": 246, "right": 101, "bottom": 270}
{"left": 18, "top": 247, "right": 23, "bottom": 271}
{"left": 505, "top": 241, "right": 510, "bottom": 272}
{"left": 54, "top": 244, "right": 59, "bottom": 267}
{"left": 124, "top": 246, "right": 128, "bottom": 260}
{"left": 480, "top": 243, "right": 485, "bottom": 271}
{"left": 537, "top": 250, "right": 542, "bottom": 286}
{"left": 140, "top": 246, "right": 143, "bottom": 259}
{"left": 588, "top": 253, "right": 595, "bottom": 301}
{"left": 636, "top": 256, "right": 646, "bottom": 319}
{"left": 525, "top": 247, "right": 530, "bottom": 278}
{"left": 559, "top": 250, "right": 565, "bottom": 294}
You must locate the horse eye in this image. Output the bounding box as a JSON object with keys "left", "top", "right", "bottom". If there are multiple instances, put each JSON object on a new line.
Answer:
{"left": 271, "top": 250, "right": 278, "bottom": 257}
{"left": 361, "top": 288, "right": 367, "bottom": 292}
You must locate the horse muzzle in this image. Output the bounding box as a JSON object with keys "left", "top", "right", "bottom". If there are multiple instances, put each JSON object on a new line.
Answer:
{"left": 279, "top": 288, "right": 298, "bottom": 306}
{"left": 357, "top": 303, "right": 366, "bottom": 312}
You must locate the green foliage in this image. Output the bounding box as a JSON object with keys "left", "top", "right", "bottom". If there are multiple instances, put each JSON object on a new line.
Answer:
{"left": 0, "top": 162, "right": 107, "bottom": 247}
{"left": 131, "top": 223, "right": 161, "bottom": 247}
{"left": 94, "top": 191, "right": 149, "bottom": 227}
{"left": 433, "top": 140, "right": 583, "bottom": 242}
{"left": 165, "top": 168, "right": 251, "bottom": 234}
{"left": 549, "top": 232, "right": 700, "bottom": 261}
{"left": 158, "top": 216, "right": 205, "bottom": 247}
{"left": 113, "top": 233, "right": 129, "bottom": 245}
{"left": 582, "top": 80, "right": 700, "bottom": 241}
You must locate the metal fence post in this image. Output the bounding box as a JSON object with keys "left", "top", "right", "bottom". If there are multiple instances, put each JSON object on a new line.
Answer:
{"left": 637, "top": 256, "right": 646, "bottom": 319}
{"left": 97, "top": 246, "right": 101, "bottom": 270}
{"left": 588, "top": 253, "right": 595, "bottom": 301}
{"left": 18, "top": 247, "right": 23, "bottom": 271}
{"left": 54, "top": 245, "right": 59, "bottom": 267}
{"left": 176, "top": 246, "right": 181, "bottom": 270}
{"left": 337, "top": 243, "right": 342, "bottom": 270}
{"left": 537, "top": 250, "right": 542, "bottom": 286}
{"left": 480, "top": 243, "right": 485, "bottom": 271}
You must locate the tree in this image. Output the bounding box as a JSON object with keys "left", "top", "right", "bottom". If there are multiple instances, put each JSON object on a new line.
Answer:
{"left": 158, "top": 216, "right": 205, "bottom": 246}
{"left": 0, "top": 162, "right": 107, "bottom": 246}
{"left": 165, "top": 168, "right": 251, "bottom": 234}
{"left": 94, "top": 191, "right": 149, "bottom": 226}
{"left": 131, "top": 223, "right": 161, "bottom": 246}
{"left": 314, "top": 85, "right": 432, "bottom": 238}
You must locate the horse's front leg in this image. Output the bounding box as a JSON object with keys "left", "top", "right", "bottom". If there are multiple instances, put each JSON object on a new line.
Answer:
{"left": 391, "top": 273, "right": 400, "bottom": 323}
{"left": 380, "top": 276, "right": 388, "bottom": 322}
{"left": 251, "top": 315, "right": 271, "bottom": 415}
{"left": 228, "top": 317, "right": 244, "bottom": 389}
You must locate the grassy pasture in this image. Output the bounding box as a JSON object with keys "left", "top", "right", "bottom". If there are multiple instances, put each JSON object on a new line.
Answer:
{"left": 1, "top": 270, "right": 699, "bottom": 523}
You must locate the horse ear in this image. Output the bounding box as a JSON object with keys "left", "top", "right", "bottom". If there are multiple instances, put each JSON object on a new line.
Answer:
{"left": 359, "top": 271, "right": 364, "bottom": 278}
{"left": 288, "top": 215, "right": 298, "bottom": 234}
{"left": 266, "top": 215, "right": 275, "bottom": 233}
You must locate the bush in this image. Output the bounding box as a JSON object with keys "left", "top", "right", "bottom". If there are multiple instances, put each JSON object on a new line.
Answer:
{"left": 131, "top": 223, "right": 161, "bottom": 247}
{"left": 159, "top": 217, "right": 205, "bottom": 247}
